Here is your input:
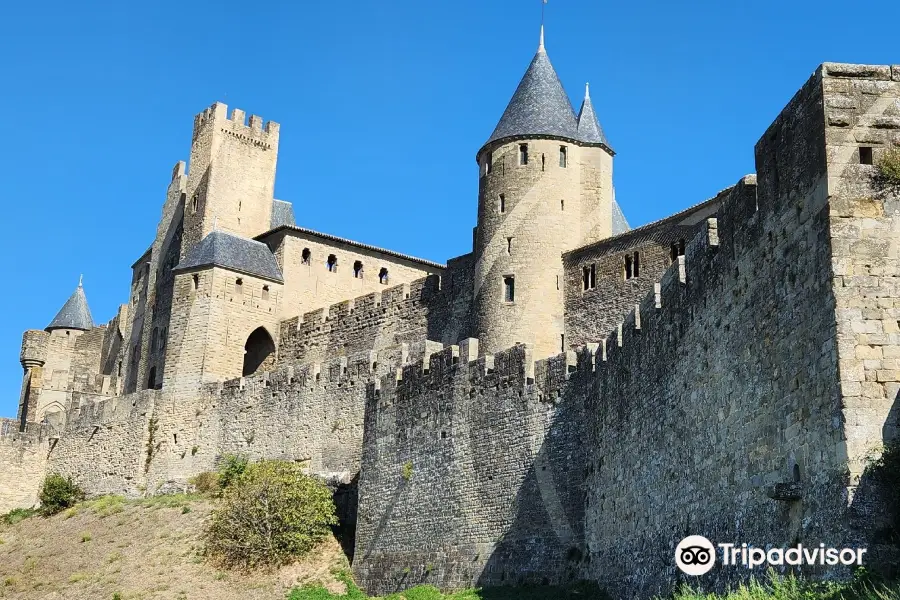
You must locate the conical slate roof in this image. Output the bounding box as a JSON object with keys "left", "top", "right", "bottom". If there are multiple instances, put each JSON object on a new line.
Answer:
{"left": 483, "top": 32, "right": 579, "bottom": 149}
{"left": 174, "top": 230, "right": 284, "bottom": 282}
{"left": 47, "top": 282, "right": 94, "bottom": 331}
{"left": 611, "top": 199, "right": 630, "bottom": 235}
{"left": 577, "top": 84, "right": 612, "bottom": 150}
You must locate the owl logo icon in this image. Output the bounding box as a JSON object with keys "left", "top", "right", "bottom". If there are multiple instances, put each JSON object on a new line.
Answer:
{"left": 675, "top": 535, "right": 716, "bottom": 575}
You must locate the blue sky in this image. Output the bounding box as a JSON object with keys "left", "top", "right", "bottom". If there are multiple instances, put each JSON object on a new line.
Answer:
{"left": 0, "top": 0, "right": 898, "bottom": 417}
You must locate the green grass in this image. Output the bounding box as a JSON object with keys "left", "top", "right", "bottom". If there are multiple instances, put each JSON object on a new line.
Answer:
{"left": 287, "top": 573, "right": 606, "bottom": 600}
{"left": 670, "top": 572, "right": 900, "bottom": 600}
{"left": 287, "top": 572, "right": 900, "bottom": 600}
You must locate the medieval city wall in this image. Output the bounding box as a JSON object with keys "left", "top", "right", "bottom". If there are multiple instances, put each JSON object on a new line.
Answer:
{"left": 562, "top": 197, "right": 719, "bottom": 349}
{"left": 353, "top": 341, "right": 590, "bottom": 595}
{"left": 278, "top": 257, "right": 474, "bottom": 366}
{"left": 0, "top": 420, "right": 48, "bottom": 512}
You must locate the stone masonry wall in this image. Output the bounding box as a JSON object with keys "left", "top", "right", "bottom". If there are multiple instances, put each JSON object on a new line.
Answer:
{"left": 354, "top": 341, "right": 590, "bottom": 595}
{"left": 563, "top": 197, "right": 720, "bottom": 349}
{"left": 278, "top": 257, "right": 474, "bottom": 367}
{"left": 0, "top": 420, "right": 48, "bottom": 513}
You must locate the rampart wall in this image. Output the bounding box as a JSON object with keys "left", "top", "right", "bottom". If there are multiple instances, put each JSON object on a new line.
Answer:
{"left": 353, "top": 341, "right": 590, "bottom": 594}
{"left": 278, "top": 255, "right": 474, "bottom": 366}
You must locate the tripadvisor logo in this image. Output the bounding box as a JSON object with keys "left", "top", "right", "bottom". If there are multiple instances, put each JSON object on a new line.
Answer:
{"left": 675, "top": 536, "right": 868, "bottom": 575}
{"left": 676, "top": 535, "right": 716, "bottom": 575}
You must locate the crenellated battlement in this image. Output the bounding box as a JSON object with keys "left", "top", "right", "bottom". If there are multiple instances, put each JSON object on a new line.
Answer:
{"left": 191, "top": 102, "right": 280, "bottom": 146}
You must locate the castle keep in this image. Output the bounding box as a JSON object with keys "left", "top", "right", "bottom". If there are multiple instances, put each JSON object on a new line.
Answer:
{"left": 2, "top": 28, "right": 899, "bottom": 597}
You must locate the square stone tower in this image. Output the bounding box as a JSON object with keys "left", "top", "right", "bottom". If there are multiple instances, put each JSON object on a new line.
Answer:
{"left": 181, "top": 103, "right": 280, "bottom": 256}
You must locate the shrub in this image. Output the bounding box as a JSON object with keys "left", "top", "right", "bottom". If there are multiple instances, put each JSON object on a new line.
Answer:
{"left": 2, "top": 508, "right": 36, "bottom": 525}
{"left": 876, "top": 148, "right": 900, "bottom": 186}
{"left": 188, "top": 471, "right": 221, "bottom": 496}
{"left": 204, "top": 460, "right": 337, "bottom": 569}
{"left": 217, "top": 454, "right": 248, "bottom": 491}
{"left": 38, "top": 474, "right": 85, "bottom": 516}
{"left": 402, "top": 461, "right": 413, "bottom": 482}
{"left": 869, "top": 439, "right": 900, "bottom": 542}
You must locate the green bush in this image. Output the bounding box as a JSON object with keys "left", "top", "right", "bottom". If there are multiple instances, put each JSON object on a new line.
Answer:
{"left": 188, "top": 471, "right": 221, "bottom": 496}
{"left": 38, "top": 474, "right": 85, "bottom": 517}
{"left": 217, "top": 454, "right": 248, "bottom": 491}
{"left": 205, "top": 460, "right": 337, "bottom": 570}
{"left": 877, "top": 148, "right": 900, "bottom": 186}
{"left": 869, "top": 440, "right": 900, "bottom": 543}
{"left": 2, "top": 508, "right": 36, "bottom": 526}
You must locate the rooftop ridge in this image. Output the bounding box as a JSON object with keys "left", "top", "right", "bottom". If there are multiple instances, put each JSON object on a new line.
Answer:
{"left": 257, "top": 225, "right": 446, "bottom": 270}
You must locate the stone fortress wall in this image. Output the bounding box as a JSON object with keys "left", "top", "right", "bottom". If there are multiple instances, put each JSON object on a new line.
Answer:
{"left": 352, "top": 64, "right": 900, "bottom": 595}
{"left": 1, "top": 60, "right": 899, "bottom": 600}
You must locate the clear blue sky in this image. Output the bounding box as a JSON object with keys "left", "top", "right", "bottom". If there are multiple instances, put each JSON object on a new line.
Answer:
{"left": 0, "top": 0, "right": 897, "bottom": 417}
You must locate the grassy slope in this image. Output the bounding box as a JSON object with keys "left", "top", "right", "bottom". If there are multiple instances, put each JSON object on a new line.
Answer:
{"left": 0, "top": 495, "right": 349, "bottom": 600}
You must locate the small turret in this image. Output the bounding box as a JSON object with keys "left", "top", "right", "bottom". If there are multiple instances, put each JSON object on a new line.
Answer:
{"left": 19, "top": 330, "right": 49, "bottom": 370}
{"left": 46, "top": 277, "right": 94, "bottom": 332}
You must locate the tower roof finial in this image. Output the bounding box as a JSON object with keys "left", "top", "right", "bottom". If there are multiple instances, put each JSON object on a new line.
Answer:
{"left": 585, "top": 82, "right": 590, "bottom": 100}
{"left": 538, "top": 24, "right": 545, "bottom": 53}
{"left": 78, "top": 274, "right": 83, "bottom": 287}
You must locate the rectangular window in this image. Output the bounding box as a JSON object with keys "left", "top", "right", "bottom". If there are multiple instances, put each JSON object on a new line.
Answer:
{"left": 499, "top": 194, "right": 506, "bottom": 214}
{"left": 519, "top": 144, "right": 528, "bottom": 165}
{"left": 503, "top": 276, "right": 515, "bottom": 302}
{"left": 624, "top": 254, "right": 633, "bottom": 280}
{"left": 559, "top": 146, "right": 567, "bottom": 168}
{"left": 262, "top": 285, "right": 270, "bottom": 301}
{"left": 860, "top": 146, "right": 874, "bottom": 165}
{"left": 633, "top": 252, "right": 640, "bottom": 277}
{"left": 485, "top": 151, "right": 493, "bottom": 175}
{"left": 506, "top": 237, "right": 512, "bottom": 254}
{"left": 582, "top": 264, "right": 596, "bottom": 290}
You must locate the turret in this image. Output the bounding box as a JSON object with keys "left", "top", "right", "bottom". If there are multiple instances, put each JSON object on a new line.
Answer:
{"left": 45, "top": 277, "right": 94, "bottom": 333}
{"left": 472, "top": 27, "right": 616, "bottom": 358}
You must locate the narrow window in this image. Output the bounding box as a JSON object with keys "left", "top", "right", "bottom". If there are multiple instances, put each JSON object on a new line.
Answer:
{"left": 561, "top": 334, "right": 565, "bottom": 352}
{"left": 191, "top": 195, "right": 198, "bottom": 214}
{"left": 670, "top": 239, "right": 685, "bottom": 263}
{"left": 485, "top": 151, "right": 493, "bottom": 175}
{"left": 556, "top": 275, "right": 560, "bottom": 290}
{"left": 559, "top": 146, "right": 567, "bottom": 168}
{"left": 262, "top": 285, "right": 270, "bottom": 300}
{"left": 541, "top": 153, "right": 545, "bottom": 171}
{"left": 519, "top": 144, "right": 528, "bottom": 165}
{"left": 560, "top": 199, "right": 564, "bottom": 211}
{"left": 582, "top": 264, "right": 596, "bottom": 291}
{"left": 633, "top": 252, "right": 640, "bottom": 277}
{"left": 301, "top": 248, "right": 311, "bottom": 265}
{"left": 499, "top": 194, "right": 506, "bottom": 214}
{"left": 147, "top": 367, "right": 156, "bottom": 390}
{"left": 503, "top": 276, "right": 515, "bottom": 302}
{"left": 379, "top": 267, "right": 389, "bottom": 284}
{"left": 327, "top": 254, "right": 337, "bottom": 272}
{"left": 151, "top": 328, "right": 159, "bottom": 352}
{"left": 117, "top": 361, "right": 122, "bottom": 377}
{"left": 353, "top": 260, "right": 364, "bottom": 279}
{"left": 859, "top": 146, "right": 874, "bottom": 165}
{"left": 624, "top": 254, "right": 633, "bottom": 280}
{"left": 235, "top": 278, "right": 243, "bottom": 294}
{"left": 192, "top": 274, "right": 199, "bottom": 290}
{"left": 506, "top": 237, "right": 512, "bottom": 254}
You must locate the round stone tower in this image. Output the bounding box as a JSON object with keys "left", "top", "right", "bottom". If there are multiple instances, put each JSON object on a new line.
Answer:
{"left": 19, "top": 329, "right": 49, "bottom": 370}
{"left": 472, "top": 28, "right": 616, "bottom": 358}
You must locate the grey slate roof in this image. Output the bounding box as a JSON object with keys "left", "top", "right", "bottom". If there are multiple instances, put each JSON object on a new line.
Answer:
{"left": 271, "top": 200, "right": 296, "bottom": 229}
{"left": 175, "top": 230, "right": 284, "bottom": 282}
{"left": 47, "top": 284, "right": 94, "bottom": 331}
{"left": 576, "top": 86, "right": 612, "bottom": 150}
{"left": 611, "top": 199, "right": 630, "bottom": 235}
{"left": 484, "top": 46, "right": 579, "bottom": 149}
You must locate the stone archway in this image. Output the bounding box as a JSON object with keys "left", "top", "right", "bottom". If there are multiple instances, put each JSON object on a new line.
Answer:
{"left": 243, "top": 327, "right": 276, "bottom": 377}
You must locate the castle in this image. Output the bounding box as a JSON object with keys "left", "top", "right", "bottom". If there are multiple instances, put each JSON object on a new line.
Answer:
{"left": 2, "top": 27, "right": 899, "bottom": 598}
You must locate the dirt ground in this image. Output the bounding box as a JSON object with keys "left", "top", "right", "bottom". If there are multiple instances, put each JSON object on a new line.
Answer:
{"left": 0, "top": 497, "right": 348, "bottom": 600}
